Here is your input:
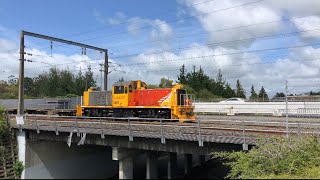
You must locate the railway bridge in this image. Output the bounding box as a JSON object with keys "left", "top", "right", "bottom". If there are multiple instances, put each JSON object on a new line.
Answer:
{"left": 9, "top": 115, "right": 320, "bottom": 179}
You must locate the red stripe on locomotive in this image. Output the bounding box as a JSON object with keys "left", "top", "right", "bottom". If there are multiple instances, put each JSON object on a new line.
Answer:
{"left": 128, "top": 88, "right": 172, "bottom": 106}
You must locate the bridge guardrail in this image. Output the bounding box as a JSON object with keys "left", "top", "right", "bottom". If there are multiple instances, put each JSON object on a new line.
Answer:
{"left": 8, "top": 114, "right": 320, "bottom": 149}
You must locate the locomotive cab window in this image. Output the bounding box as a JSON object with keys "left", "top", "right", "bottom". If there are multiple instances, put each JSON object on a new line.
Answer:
{"left": 114, "top": 86, "right": 125, "bottom": 94}
{"left": 129, "top": 85, "right": 132, "bottom": 92}
{"left": 133, "top": 82, "right": 137, "bottom": 90}
{"left": 125, "top": 87, "right": 128, "bottom": 94}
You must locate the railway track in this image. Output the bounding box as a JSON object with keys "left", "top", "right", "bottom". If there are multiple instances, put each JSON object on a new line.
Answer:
{"left": 10, "top": 115, "right": 320, "bottom": 136}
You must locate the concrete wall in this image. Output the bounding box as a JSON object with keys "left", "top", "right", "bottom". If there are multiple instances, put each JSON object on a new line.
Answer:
{"left": 0, "top": 97, "right": 78, "bottom": 110}
{"left": 25, "top": 140, "right": 118, "bottom": 179}
{"left": 194, "top": 102, "right": 320, "bottom": 115}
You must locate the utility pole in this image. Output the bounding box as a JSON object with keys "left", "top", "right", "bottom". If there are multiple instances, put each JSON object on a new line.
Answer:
{"left": 104, "top": 51, "right": 108, "bottom": 91}
{"left": 285, "top": 80, "right": 289, "bottom": 138}
{"left": 99, "top": 63, "right": 103, "bottom": 90}
{"left": 18, "top": 31, "right": 24, "bottom": 115}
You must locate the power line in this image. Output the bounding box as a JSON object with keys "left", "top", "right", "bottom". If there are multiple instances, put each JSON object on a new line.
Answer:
{"left": 34, "top": 11, "right": 320, "bottom": 58}
{"left": 114, "top": 41, "right": 320, "bottom": 67}
{"left": 16, "top": 40, "right": 320, "bottom": 71}
{"left": 22, "top": 25, "right": 320, "bottom": 63}
{"left": 190, "top": 0, "right": 216, "bottom": 6}
{"left": 3, "top": 38, "right": 320, "bottom": 72}
{"left": 78, "top": 0, "right": 265, "bottom": 43}
{"left": 0, "top": 0, "right": 216, "bottom": 55}
{"left": 17, "top": 0, "right": 264, "bottom": 54}
{"left": 107, "top": 12, "right": 320, "bottom": 50}
{"left": 110, "top": 28, "right": 320, "bottom": 59}
{"left": 58, "top": 0, "right": 218, "bottom": 40}
{"left": 138, "top": 57, "right": 320, "bottom": 73}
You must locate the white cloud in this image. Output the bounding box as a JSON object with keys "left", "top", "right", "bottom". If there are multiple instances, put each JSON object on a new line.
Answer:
{"left": 0, "top": 38, "right": 17, "bottom": 52}
{"left": 150, "top": 19, "right": 173, "bottom": 41}
{"left": 126, "top": 17, "right": 173, "bottom": 47}
{"left": 264, "top": 0, "right": 320, "bottom": 16}
{"left": 107, "top": 12, "right": 127, "bottom": 25}
{"left": 182, "top": 0, "right": 283, "bottom": 48}
{"left": 291, "top": 16, "right": 320, "bottom": 40}
{"left": 94, "top": 11, "right": 173, "bottom": 47}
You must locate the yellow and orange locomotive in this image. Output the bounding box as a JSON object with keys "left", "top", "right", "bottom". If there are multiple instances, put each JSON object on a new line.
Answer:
{"left": 76, "top": 80, "right": 195, "bottom": 122}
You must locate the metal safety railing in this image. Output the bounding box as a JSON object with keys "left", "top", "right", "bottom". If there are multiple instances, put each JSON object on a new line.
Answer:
{"left": 8, "top": 114, "right": 320, "bottom": 150}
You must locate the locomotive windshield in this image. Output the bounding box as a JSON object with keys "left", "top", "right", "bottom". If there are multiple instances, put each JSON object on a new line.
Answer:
{"left": 114, "top": 86, "right": 125, "bottom": 94}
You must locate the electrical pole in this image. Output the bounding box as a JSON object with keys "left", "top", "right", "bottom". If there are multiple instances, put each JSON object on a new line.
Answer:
{"left": 99, "top": 63, "right": 103, "bottom": 90}
{"left": 17, "top": 30, "right": 107, "bottom": 116}
{"left": 285, "top": 80, "right": 289, "bottom": 138}
{"left": 104, "top": 50, "right": 108, "bottom": 91}
{"left": 18, "top": 31, "right": 24, "bottom": 115}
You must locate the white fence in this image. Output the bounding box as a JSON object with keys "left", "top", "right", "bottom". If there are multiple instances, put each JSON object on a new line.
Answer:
{"left": 194, "top": 102, "right": 320, "bottom": 116}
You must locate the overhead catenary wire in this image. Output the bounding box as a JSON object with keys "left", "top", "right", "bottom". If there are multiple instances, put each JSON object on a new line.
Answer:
{"left": 7, "top": 39, "right": 318, "bottom": 73}
{"left": 113, "top": 41, "right": 320, "bottom": 67}
{"left": 110, "top": 28, "right": 320, "bottom": 59}
{"left": 18, "top": 11, "right": 320, "bottom": 59}
{"left": 78, "top": 0, "right": 265, "bottom": 43}
{"left": 20, "top": 26, "right": 320, "bottom": 68}
{"left": 9, "top": 0, "right": 265, "bottom": 55}
{"left": 17, "top": 48, "right": 320, "bottom": 73}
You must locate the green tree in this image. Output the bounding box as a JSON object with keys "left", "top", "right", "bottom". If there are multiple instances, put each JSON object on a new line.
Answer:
{"left": 250, "top": 85, "right": 258, "bottom": 101}
{"left": 24, "top": 77, "right": 36, "bottom": 98}
{"left": 214, "top": 69, "right": 226, "bottom": 97}
{"left": 274, "top": 92, "right": 285, "bottom": 97}
{"left": 147, "top": 84, "right": 159, "bottom": 89}
{"left": 58, "top": 68, "right": 75, "bottom": 95}
{"left": 195, "top": 89, "right": 216, "bottom": 100}
{"left": 84, "top": 65, "right": 96, "bottom": 90}
{"left": 177, "top": 64, "right": 187, "bottom": 84}
{"left": 258, "top": 86, "right": 269, "bottom": 102}
{"left": 183, "top": 84, "right": 196, "bottom": 95}
{"left": 74, "top": 69, "right": 84, "bottom": 95}
{"left": 159, "top": 78, "right": 173, "bottom": 88}
{"left": 235, "top": 79, "right": 246, "bottom": 98}
{"left": 118, "top": 77, "right": 124, "bottom": 82}
{"left": 223, "top": 83, "right": 236, "bottom": 98}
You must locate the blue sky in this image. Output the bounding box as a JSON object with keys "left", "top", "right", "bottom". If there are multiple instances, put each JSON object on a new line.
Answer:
{"left": 1, "top": 0, "right": 320, "bottom": 96}
{"left": 0, "top": 0, "right": 175, "bottom": 36}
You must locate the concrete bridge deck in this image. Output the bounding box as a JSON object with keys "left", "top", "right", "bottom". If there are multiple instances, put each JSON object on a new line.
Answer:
{"left": 9, "top": 115, "right": 320, "bottom": 179}
{"left": 9, "top": 115, "right": 320, "bottom": 149}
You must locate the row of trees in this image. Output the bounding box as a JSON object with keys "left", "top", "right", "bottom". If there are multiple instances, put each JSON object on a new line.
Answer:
{"left": 1, "top": 64, "right": 318, "bottom": 100}
{"left": 0, "top": 67, "right": 96, "bottom": 99}
{"left": 176, "top": 65, "right": 269, "bottom": 101}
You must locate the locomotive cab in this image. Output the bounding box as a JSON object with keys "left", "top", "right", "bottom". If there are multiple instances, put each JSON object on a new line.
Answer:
{"left": 112, "top": 80, "right": 147, "bottom": 108}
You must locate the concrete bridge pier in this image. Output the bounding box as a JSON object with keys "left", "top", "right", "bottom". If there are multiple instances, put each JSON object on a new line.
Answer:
{"left": 16, "top": 130, "right": 26, "bottom": 179}
{"left": 119, "top": 156, "right": 133, "bottom": 179}
{"left": 199, "top": 155, "right": 206, "bottom": 165}
{"left": 112, "top": 147, "right": 139, "bottom": 179}
{"left": 184, "top": 154, "right": 192, "bottom": 175}
{"left": 167, "top": 152, "right": 177, "bottom": 179}
{"left": 146, "top": 151, "right": 158, "bottom": 179}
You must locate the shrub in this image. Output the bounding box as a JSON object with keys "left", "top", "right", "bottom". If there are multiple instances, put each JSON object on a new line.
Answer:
{"left": 212, "top": 136, "right": 320, "bottom": 179}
